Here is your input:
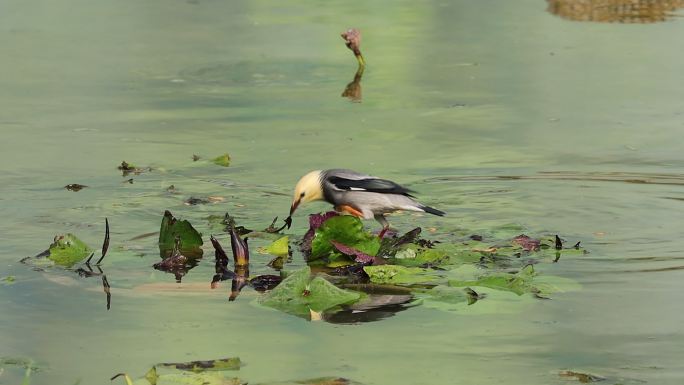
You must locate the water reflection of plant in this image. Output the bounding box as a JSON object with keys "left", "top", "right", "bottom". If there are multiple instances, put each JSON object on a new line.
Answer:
{"left": 547, "top": 0, "right": 684, "bottom": 23}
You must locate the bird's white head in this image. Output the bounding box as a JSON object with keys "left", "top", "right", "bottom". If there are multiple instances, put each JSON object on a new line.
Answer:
{"left": 290, "top": 170, "right": 324, "bottom": 215}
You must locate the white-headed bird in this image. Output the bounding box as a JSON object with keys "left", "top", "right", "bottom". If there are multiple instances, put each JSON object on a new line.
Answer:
{"left": 289, "top": 169, "right": 445, "bottom": 237}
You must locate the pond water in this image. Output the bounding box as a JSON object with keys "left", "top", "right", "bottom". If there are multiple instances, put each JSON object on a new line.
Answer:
{"left": 1, "top": 0, "right": 684, "bottom": 384}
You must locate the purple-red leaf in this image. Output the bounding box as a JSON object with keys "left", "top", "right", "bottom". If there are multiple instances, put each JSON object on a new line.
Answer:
{"left": 330, "top": 240, "right": 385, "bottom": 265}
{"left": 300, "top": 212, "right": 339, "bottom": 254}
{"left": 309, "top": 211, "right": 340, "bottom": 230}
{"left": 512, "top": 234, "right": 541, "bottom": 252}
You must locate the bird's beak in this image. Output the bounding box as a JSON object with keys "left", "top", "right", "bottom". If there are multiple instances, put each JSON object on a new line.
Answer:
{"left": 289, "top": 199, "right": 301, "bottom": 216}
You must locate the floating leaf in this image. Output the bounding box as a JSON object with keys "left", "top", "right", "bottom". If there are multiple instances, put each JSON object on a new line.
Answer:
{"left": 258, "top": 236, "right": 289, "bottom": 257}
{"left": 392, "top": 247, "right": 449, "bottom": 267}
{"left": 158, "top": 211, "right": 203, "bottom": 258}
{"left": 416, "top": 285, "right": 475, "bottom": 311}
{"left": 447, "top": 265, "right": 579, "bottom": 297}
{"left": 260, "top": 377, "right": 362, "bottom": 385}
{"left": 47, "top": 234, "right": 92, "bottom": 267}
{"left": 421, "top": 286, "right": 537, "bottom": 315}
{"left": 363, "top": 265, "right": 435, "bottom": 285}
{"left": 448, "top": 265, "right": 535, "bottom": 295}
{"left": 0, "top": 276, "right": 16, "bottom": 286}
{"left": 532, "top": 274, "right": 583, "bottom": 296}
{"left": 259, "top": 266, "right": 361, "bottom": 317}
{"left": 212, "top": 153, "right": 231, "bottom": 167}
{"left": 309, "top": 216, "right": 380, "bottom": 262}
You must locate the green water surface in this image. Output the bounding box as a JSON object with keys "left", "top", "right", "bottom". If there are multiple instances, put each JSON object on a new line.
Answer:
{"left": 1, "top": 0, "right": 683, "bottom": 384}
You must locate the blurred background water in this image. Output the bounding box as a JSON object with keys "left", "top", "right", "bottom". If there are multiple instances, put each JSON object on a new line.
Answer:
{"left": 1, "top": 0, "right": 683, "bottom": 384}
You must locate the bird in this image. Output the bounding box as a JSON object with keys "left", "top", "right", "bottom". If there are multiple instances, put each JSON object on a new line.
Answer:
{"left": 289, "top": 169, "right": 445, "bottom": 237}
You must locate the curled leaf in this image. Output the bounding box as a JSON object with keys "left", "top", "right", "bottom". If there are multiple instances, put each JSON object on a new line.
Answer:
{"left": 158, "top": 210, "right": 203, "bottom": 258}
{"left": 229, "top": 222, "right": 249, "bottom": 266}
{"left": 47, "top": 234, "right": 92, "bottom": 267}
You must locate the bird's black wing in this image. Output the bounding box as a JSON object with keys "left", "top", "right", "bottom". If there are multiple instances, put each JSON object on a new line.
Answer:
{"left": 327, "top": 176, "right": 415, "bottom": 197}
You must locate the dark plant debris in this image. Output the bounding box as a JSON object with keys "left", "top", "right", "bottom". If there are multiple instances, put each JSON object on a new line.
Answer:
{"left": 558, "top": 370, "right": 606, "bottom": 383}
{"left": 264, "top": 216, "right": 290, "bottom": 233}
{"left": 185, "top": 197, "right": 211, "bottom": 205}
{"left": 512, "top": 234, "right": 541, "bottom": 252}
{"left": 154, "top": 237, "right": 198, "bottom": 283}
{"left": 117, "top": 160, "right": 149, "bottom": 176}
{"left": 249, "top": 274, "right": 282, "bottom": 291}
{"left": 159, "top": 357, "right": 241, "bottom": 372}
{"left": 64, "top": 183, "right": 87, "bottom": 191}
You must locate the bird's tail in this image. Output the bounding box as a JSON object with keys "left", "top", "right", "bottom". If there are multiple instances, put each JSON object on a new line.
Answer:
{"left": 420, "top": 205, "right": 445, "bottom": 217}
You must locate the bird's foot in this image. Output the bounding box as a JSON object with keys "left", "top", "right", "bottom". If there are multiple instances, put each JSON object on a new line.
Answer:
{"left": 378, "top": 227, "right": 389, "bottom": 239}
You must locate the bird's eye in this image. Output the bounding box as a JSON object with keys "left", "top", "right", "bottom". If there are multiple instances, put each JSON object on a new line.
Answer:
{"left": 300, "top": 192, "right": 305, "bottom": 197}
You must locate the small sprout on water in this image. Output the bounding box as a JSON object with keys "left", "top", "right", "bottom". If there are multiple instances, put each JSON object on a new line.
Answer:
{"left": 117, "top": 161, "right": 135, "bottom": 171}
{"left": 555, "top": 235, "right": 563, "bottom": 250}
{"left": 0, "top": 276, "right": 16, "bottom": 286}
{"left": 212, "top": 153, "right": 231, "bottom": 167}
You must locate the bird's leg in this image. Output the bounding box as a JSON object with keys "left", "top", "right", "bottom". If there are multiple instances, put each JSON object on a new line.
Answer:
{"left": 375, "top": 214, "right": 390, "bottom": 239}
{"left": 335, "top": 205, "right": 364, "bottom": 218}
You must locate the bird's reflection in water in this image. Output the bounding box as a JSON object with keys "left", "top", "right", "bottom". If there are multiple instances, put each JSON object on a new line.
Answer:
{"left": 547, "top": 0, "right": 684, "bottom": 23}
{"left": 325, "top": 294, "right": 414, "bottom": 324}
{"left": 323, "top": 284, "right": 416, "bottom": 324}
